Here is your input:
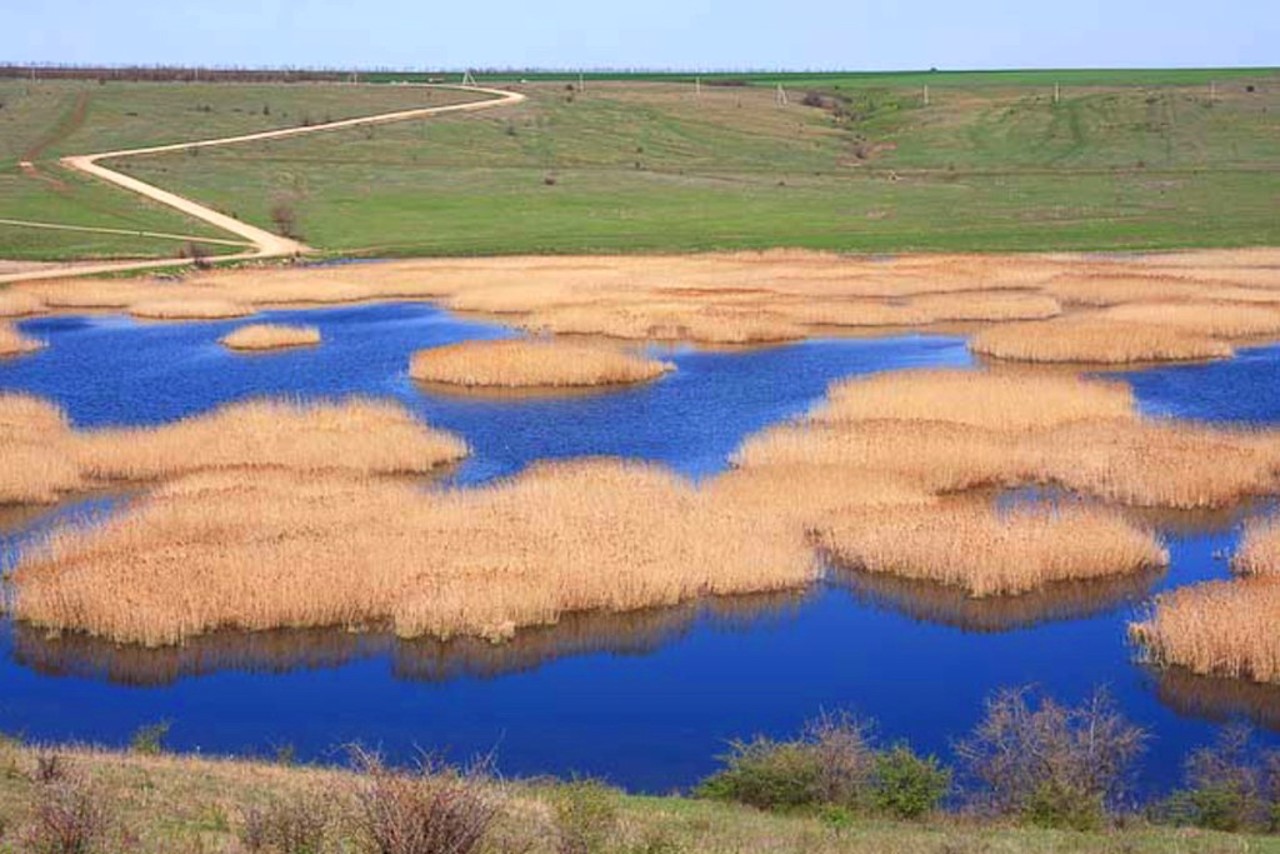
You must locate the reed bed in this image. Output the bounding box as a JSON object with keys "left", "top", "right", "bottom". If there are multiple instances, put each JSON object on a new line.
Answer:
{"left": 128, "top": 299, "right": 253, "bottom": 320}
{"left": 517, "top": 303, "right": 807, "bottom": 345}
{"left": 0, "top": 322, "right": 43, "bottom": 357}
{"left": 816, "top": 502, "right": 1167, "bottom": 597}
{"left": 408, "top": 339, "right": 673, "bottom": 389}
{"left": 1232, "top": 518, "right": 1280, "bottom": 577}
{"left": 74, "top": 398, "right": 468, "bottom": 481}
{"left": 11, "top": 460, "right": 817, "bottom": 646}
{"left": 810, "top": 370, "right": 1136, "bottom": 431}
{"left": 1100, "top": 302, "right": 1280, "bottom": 338}
{"left": 0, "top": 290, "right": 46, "bottom": 318}
{"left": 970, "top": 318, "right": 1233, "bottom": 364}
{"left": 219, "top": 324, "right": 322, "bottom": 351}
{"left": 0, "top": 394, "right": 81, "bottom": 504}
{"left": 1131, "top": 579, "right": 1280, "bottom": 684}
{"left": 0, "top": 395, "right": 467, "bottom": 504}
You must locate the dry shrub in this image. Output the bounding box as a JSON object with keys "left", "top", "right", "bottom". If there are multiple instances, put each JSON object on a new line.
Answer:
{"left": 74, "top": 398, "right": 468, "bottom": 482}
{"left": 22, "top": 760, "right": 113, "bottom": 854}
{"left": 0, "top": 290, "right": 46, "bottom": 318}
{"left": 1131, "top": 578, "right": 1280, "bottom": 683}
{"left": 240, "top": 788, "right": 331, "bottom": 853}
{"left": 810, "top": 369, "right": 1135, "bottom": 431}
{"left": 128, "top": 299, "right": 253, "bottom": 320}
{"left": 1160, "top": 724, "right": 1280, "bottom": 832}
{"left": 12, "top": 460, "right": 816, "bottom": 645}
{"left": 815, "top": 502, "right": 1166, "bottom": 596}
{"left": 0, "top": 321, "right": 44, "bottom": 357}
{"left": 349, "top": 749, "right": 499, "bottom": 854}
{"left": 409, "top": 339, "right": 673, "bottom": 389}
{"left": 220, "top": 324, "right": 321, "bottom": 351}
{"left": 956, "top": 686, "right": 1147, "bottom": 829}
{"left": 970, "top": 318, "right": 1232, "bottom": 364}
{"left": 1232, "top": 517, "right": 1280, "bottom": 576}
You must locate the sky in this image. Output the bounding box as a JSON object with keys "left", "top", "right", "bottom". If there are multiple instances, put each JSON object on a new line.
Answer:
{"left": 6, "top": 0, "right": 1278, "bottom": 71}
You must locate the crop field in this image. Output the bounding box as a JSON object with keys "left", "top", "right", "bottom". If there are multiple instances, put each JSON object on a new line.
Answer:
{"left": 1, "top": 69, "right": 1277, "bottom": 262}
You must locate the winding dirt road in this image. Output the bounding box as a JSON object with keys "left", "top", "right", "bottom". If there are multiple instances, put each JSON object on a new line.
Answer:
{"left": 1, "top": 85, "right": 525, "bottom": 285}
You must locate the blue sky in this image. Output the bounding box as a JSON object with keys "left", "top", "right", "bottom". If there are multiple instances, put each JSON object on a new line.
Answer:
{"left": 7, "top": 0, "right": 1277, "bottom": 70}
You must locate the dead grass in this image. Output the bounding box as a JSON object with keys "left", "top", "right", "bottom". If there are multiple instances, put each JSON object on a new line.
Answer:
{"left": 0, "top": 395, "right": 82, "bottom": 504}
{"left": 816, "top": 502, "right": 1166, "bottom": 596}
{"left": 1100, "top": 302, "right": 1280, "bottom": 338}
{"left": 219, "top": 324, "right": 321, "bottom": 351}
{"left": 810, "top": 370, "right": 1135, "bottom": 431}
{"left": 1232, "top": 517, "right": 1280, "bottom": 577}
{"left": 128, "top": 299, "right": 253, "bottom": 320}
{"left": 11, "top": 460, "right": 817, "bottom": 645}
{"left": 409, "top": 339, "right": 673, "bottom": 389}
{"left": 970, "top": 318, "right": 1233, "bottom": 364}
{"left": 1131, "top": 578, "right": 1280, "bottom": 684}
{"left": 0, "top": 322, "right": 43, "bottom": 357}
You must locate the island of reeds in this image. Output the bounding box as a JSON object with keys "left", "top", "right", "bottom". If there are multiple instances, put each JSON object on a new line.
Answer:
{"left": 409, "top": 339, "right": 673, "bottom": 390}
{"left": 219, "top": 323, "right": 322, "bottom": 351}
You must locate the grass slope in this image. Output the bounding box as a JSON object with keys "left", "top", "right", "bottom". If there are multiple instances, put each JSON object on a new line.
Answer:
{"left": 117, "top": 75, "right": 1280, "bottom": 256}
{"left": 0, "top": 743, "right": 1277, "bottom": 853}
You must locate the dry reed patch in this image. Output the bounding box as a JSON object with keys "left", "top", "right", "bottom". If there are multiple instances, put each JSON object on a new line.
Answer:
{"left": 731, "top": 421, "right": 1033, "bottom": 494}
{"left": 1131, "top": 579, "right": 1280, "bottom": 684}
{"left": 128, "top": 299, "right": 253, "bottom": 320}
{"left": 409, "top": 339, "right": 673, "bottom": 389}
{"left": 74, "top": 398, "right": 468, "bottom": 481}
{"left": 0, "top": 290, "right": 46, "bottom": 318}
{"left": 970, "top": 318, "right": 1233, "bottom": 364}
{"left": 1099, "top": 302, "right": 1280, "bottom": 338}
{"left": 810, "top": 370, "right": 1136, "bottom": 431}
{"left": 219, "top": 324, "right": 322, "bottom": 352}
{"left": 816, "top": 502, "right": 1167, "bottom": 597}
{"left": 1031, "top": 420, "right": 1280, "bottom": 509}
{"left": 0, "top": 322, "right": 43, "bottom": 357}
{"left": 12, "top": 460, "right": 817, "bottom": 646}
{"left": 0, "top": 394, "right": 81, "bottom": 504}
{"left": 517, "top": 303, "right": 807, "bottom": 345}
{"left": 1233, "top": 518, "right": 1280, "bottom": 577}
{"left": 1041, "top": 275, "right": 1223, "bottom": 307}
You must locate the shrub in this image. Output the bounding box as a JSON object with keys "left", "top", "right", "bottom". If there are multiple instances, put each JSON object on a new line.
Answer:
{"left": 349, "top": 749, "right": 499, "bottom": 854}
{"left": 956, "top": 686, "right": 1146, "bottom": 829}
{"left": 696, "top": 711, "right": 874, "bottom": 811}
{"left": 1157, "top": 724, "right": 1280, "bottom": 832}
{"left": 270, "top": 202, "right": 301, "bottom": 239}
{"left": 33, "top": 751, "right": 67, "bottom": 784}
{"left": 552, "top": 778, "right": 618, "bottom": 854}
{"left": 129, "top": 720, "right": 170, "bottom": 755}
{"left": 240, "top": 790, "right": 330, "bottom": 853}
{"left": 23, "top": 767, "right": 113, "bottom": 854}
{"left": 871, "top": 744, "right": 951, "bottom": 819}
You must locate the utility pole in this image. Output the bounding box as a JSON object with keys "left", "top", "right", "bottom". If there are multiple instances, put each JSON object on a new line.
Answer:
{"left": 695, "top": 77, "right": 701, "bottom": 99}
{"left": 775, "top": 84, "right": 788, "bottom": 107}
{"left": 923, "top": 84, "right": 929, "bottom": 106}
{"left": 1210, "top": 80, "right": 1217, "bottom": 102}
{"left": 579, "top": 72, "right": 585, "bottom": 92}
{"left": 1054, "top": 82, "right": 1061, "bottom": 104}
{"left": 461, "top": 69, "right": 477, "bottom": 87}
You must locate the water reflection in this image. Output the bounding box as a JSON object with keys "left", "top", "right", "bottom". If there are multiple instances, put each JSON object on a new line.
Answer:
{"left": 835, "top": 568, "right": 1166, "bottom": 633}
{"left": 11, "top": 592, "right": 809, "bottom": 688}
{"left": 1149, "top": 665, "right": 1280, "bottom": 731}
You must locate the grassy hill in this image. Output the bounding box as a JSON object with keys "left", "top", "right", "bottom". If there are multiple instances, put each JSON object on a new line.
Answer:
{"left": 2, "top": 70, "right": 1277, "bottom": 260}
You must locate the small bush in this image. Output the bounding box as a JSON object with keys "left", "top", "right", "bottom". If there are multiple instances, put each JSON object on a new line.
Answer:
{"left": 270, "top": 202, "right": 302, "bottom": 239}
{"left": 33, "top": 752, "right": 68, "bottom": 784}
{"left": 349, "top": 748, "right": 499, "bottom": 854}
{"left": 956, "top": 686, "right": 1146, "bottom": 830}
{"left": 23, "top": 768, "right": 113, "bottom": 854}
{"left": 1156, "top": 724, "right": 1280, "bottom": 833}
{"left": 240, "top": 790, "right": 330, "bottom": 853}
{"left": 696, "top": 711, "right": 874, "bottom": 811}
{"left": 552, "top": 779, "right": 618, "bottom": 854}
{"left": 129, "top": 720, "right": 170, "bottom": 756}
{"left": 871, "top": 744, "right": 950, "bottom": 819}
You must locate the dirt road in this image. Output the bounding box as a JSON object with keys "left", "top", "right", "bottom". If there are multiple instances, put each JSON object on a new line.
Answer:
{"left": 1, "top": 85, "right": 525, "bottom": 285}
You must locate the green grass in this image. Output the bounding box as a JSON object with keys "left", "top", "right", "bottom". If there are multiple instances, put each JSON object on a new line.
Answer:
{"left": 115, "top": 75, "right": 1280, "bottom": 256}
{"left": 2, "top": 72, "right": 1278, "bottom": 261}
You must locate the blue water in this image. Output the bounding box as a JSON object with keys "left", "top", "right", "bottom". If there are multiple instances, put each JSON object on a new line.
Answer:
{"left": 2, "top": 303, "right": 1278, "bottom": 794}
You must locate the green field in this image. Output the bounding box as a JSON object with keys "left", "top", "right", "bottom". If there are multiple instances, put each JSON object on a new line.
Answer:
{"left": 2, "top": 70, "right": 1277, "bottom": 260}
